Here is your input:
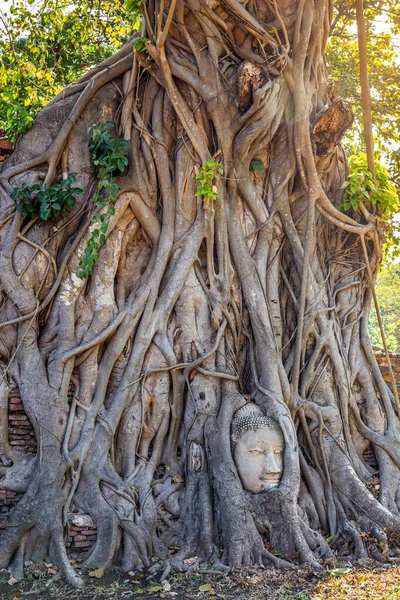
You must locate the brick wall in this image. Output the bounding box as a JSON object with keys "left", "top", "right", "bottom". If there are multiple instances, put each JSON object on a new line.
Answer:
{"left": 0, "top": 130, "right": 12, "bottom": 163}
{"left": 8, "top": 388, "right": 37, "bottom": 454}
{"left": 67, "top": 514, "right": 98, "bottom": 555}
{"left": 0, "top": 390, "right": 98, "bottom": 553}
{"left": 373, "top": 347, "right": 400, "bottom": 396}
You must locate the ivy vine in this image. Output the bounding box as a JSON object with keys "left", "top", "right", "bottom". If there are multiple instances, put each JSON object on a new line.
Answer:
{"left": 77, "top": 122, "right": 129, "bottom": 279}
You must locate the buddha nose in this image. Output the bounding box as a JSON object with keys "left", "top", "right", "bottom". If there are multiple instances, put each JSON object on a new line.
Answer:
{"left": 263, "top": 449, "right": 280, "bottom": 474}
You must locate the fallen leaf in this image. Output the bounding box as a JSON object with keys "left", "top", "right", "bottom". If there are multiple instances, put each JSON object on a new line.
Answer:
{"left": 163, "top": 581, "right": 171, "bottom": 591}
{"left": 148, "top": 585, "right": 163, "bottom": 592}
{"left": 199, "top": 583, "right": 214, "bottom": 592}
{"left": 47, "top": 567, "right": 58, "bottom": 575}
{"left": 173, "top": 475, "right": 184, "bottom": 483}
{"left": 183, "top": 556, "right": 198, "bottom": 565}
{"left": 329, "top": 567, "right": 351, "bottom": 577}
{"left": 88, "top": 568, "right": 104, "bottom": 579}
{"left": 357, "top": 575, "right": 366, "bottom": 584}
{"left": 8, "top": 578, "right": 18, "bottom": 586}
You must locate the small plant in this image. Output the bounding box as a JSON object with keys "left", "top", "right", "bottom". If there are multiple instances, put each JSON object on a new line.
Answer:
{"left": 195, "top": 160, "right": 223, "bottom": 202}
{"left": 13, "top": 173, "right": 83, "bottom": 221}
{"left": 341, "top": 153, "right": 399, "bottom": 219}
{"left": 77, "top": 122, "right": 129, "bottom": 279}
{"left": 133, "top": 36, "right": 150, "bottom": 55}
{"left": 132, "top": 36, "right": 151, "bottom": 70}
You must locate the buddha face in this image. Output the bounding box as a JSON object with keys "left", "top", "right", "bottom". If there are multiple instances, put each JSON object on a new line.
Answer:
{"left": 233, "top": 427, "right": 284, "bottom": 493}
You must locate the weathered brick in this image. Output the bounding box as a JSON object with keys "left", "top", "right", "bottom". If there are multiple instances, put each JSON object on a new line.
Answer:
{"left": 74, "top": 541, "right": 93, "bottom": 548}
{"left": 9, "top": 398, "right": 22, "bottom": 405}
{"left": 80, "top": 529, "right": 97, "bottom": 535}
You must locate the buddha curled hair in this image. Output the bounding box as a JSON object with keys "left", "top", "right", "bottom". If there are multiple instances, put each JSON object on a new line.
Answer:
{"left": 231, "top": 403, "right": 283, "bottom": 443}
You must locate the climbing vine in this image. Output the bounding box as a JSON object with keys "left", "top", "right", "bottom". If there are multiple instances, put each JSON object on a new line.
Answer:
{"left": 77, "top": 122, "right": 129, "bottom": 279}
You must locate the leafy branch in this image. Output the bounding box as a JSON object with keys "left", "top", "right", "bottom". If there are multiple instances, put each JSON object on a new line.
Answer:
{"left": 341, "top": 153, "right": 398, "bottom": 219}
{"left": 77, "top": 122, "right": 129, "bottom": 279}
{"left": 195, "top": 160, "right": 223, "bottom": 202}
{"left": 13, "top": 173, "right": 83, "bottom": 221}
{"left": 341, "top": 153, "right": 400, "bottom": 258}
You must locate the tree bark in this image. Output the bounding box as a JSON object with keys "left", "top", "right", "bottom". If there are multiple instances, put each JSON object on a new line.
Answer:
{"left": 0, "top": 0, "right": 399, "bottom": 586}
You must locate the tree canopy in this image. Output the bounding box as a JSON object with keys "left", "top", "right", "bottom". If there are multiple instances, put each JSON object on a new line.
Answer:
{"left": 0, "top": 0, "right": 139, "bottom": 141}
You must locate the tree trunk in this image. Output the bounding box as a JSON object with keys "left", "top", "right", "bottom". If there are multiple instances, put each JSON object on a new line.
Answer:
{"left": 0, "top": 0, "right": 399, "bottom": 586}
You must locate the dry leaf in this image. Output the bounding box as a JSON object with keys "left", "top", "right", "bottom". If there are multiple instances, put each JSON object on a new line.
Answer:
{"left": 8, "top": 577, "right": 18, "bottom": 586}
{"left": 163, "top": 581, "right": 171, "bottom": 592}
{"left": 183, "top": 556, "right": 198, "bottom": 565}
{"left": 88, "top": 568, "right": 104, "bottom": 579}
{"left": 199, "top": 583, "right": 214, "bottom": 592}
{"left": 148, "top": 585, "right": 163, "bottom": 592}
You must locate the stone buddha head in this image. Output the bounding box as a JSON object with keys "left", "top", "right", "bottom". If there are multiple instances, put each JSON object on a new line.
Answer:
{"left": 231, "top": 403, "right": 284, "bottom": 493}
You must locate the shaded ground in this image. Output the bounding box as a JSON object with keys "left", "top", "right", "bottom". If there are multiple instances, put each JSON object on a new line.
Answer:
{"left": 1, "top": 561, "right": 400, "bottom": 599}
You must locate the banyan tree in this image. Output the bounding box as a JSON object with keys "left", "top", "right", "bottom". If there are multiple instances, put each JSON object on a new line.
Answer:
{"left": 0, "top": 0, "right": 399, "bottom": 588}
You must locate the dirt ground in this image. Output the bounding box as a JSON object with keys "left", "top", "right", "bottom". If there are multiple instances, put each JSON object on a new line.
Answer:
{"left": 1, "top": 560, "right": 400, "bottom": 600}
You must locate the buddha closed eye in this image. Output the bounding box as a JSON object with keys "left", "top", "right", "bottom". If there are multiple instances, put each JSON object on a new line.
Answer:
{"left": 231, "top": 404, "right": 284, "bottom": 494}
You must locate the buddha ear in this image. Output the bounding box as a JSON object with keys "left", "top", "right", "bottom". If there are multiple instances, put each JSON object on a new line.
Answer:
{"left": 278, "top": 415, "right": 296, "bottom": 451}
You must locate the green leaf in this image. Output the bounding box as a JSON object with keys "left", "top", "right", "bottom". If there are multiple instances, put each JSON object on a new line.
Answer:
{"left": 250, "top": 159, "right": 264, "bottom": 173}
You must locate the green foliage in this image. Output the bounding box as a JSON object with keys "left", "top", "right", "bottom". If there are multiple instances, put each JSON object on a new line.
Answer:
{"left": 341, "top": 153, "right": 400, "bottom": 258}
{"left": 133, "top": 36, "right": 150, "bottom": 54}
{"left": 195, "top": 160, "right": 223, "bottom": 202}
{"left": 126, "top": 0, "right": 142, "bottom": 12}
{"left": 326, "top": 1, "right": 400, "bottom": 194}
{"left": 77, "top": 123, "right": 129, "bottom": 279}
{"left": 341, "top": 153, "right": 398, "bottom": 220}
{"left": 0, "top": 0, "right": 141, "bottom": 142}
{"left": 12, "top": 173, "right": 83, "bottom": 221}
{"left": 369, "top": 264, "right": 400, "bottom": 352}
{"left": 89, "top": 122, "right": 130, "bottom": 175}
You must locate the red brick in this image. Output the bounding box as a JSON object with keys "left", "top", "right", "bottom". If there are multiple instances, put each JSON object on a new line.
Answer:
{"left": 74, "top": 535, "right": 87, "bottom": 542}
{"left": 9, "top": 398, "right": 22, "bottom": 405}
{"left": 9, "top": 404, "right": 23, "bottom": 412}
{"left": 0, "top": 139, "right": 12, "bottom": 151}
{"left": 74, "top": 541, "right": 93, "bottom": 548}
{"left": 80, "top": 529, "right": 97, "bottom": 535}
